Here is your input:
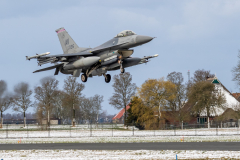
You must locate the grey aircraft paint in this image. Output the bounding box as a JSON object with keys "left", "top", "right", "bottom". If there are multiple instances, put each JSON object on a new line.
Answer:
{"left": 26, "top": 28, "right": 158, "bottom": 83}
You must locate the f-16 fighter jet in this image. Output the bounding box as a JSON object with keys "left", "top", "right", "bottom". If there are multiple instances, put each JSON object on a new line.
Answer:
{"left": 26, "top": 28, "right": 158, "bottom": 83}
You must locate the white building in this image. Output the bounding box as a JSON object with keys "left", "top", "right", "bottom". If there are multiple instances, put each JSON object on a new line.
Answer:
{"left": 199, "top": 76, "right": 239, "bottom": 117}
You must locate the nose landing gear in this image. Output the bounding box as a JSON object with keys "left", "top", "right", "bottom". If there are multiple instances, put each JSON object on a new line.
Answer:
{"left": 81, "top": 74, "right": 87, "bottom": 82}
{"left": 118, "top": 59, "right": 125, "bottom": 73}
{"left": 120, "top": 68, "right": 125, "bottom": 73}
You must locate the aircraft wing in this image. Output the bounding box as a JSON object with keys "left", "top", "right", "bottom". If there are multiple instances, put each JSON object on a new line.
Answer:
{"left": 27, "top": 51, "right": 93, "bottom": 66}
{"left": 33, "top": 63, "right": 64, "bottom": 73}
{"left": 90, "top": 42, "right": 129, "bottom": 53}
{"left": 42, "top": 51, "right": 93, "bottom": 58}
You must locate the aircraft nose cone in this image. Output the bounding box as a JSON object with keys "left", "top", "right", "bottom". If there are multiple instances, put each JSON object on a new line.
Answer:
{"left": 136, "top": 35, "right": 153, "bottom": 44}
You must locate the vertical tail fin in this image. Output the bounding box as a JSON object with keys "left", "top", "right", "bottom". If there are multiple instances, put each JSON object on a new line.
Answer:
{"left": 55, "top": 27, "right": 88, "bottom": 54}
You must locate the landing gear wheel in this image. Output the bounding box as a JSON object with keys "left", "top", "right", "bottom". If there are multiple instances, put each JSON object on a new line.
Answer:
{"left": 81, "top": 74, "right": 87, "bottom": 82}
{"left": 120, "top": 68, "right": 125, "bottom": 73}
{"left": 105, "top": 74, "right": 111, "bottom": 83}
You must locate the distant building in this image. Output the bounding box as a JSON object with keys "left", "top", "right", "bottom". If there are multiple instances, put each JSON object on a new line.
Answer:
{"left": 42, "top": 118, "right": 61, "bottom": 125}
{"left": 192, "top": 76, "right": 239, "bottom": 124}
{"left": 112, "top": 105, "right": 130, "bottom": 123}
{"left": 2, "top": 119, "right": 37, "bottom": 124}
{"left": 162, "top": 76, "right": 240, "bottom": 125}
{"left": 202, "top": 76, "right": 240, "bottom": 116}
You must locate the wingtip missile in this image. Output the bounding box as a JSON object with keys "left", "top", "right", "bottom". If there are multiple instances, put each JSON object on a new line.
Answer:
{"left": 26, "top": 52, "right": 50, "bottom": 60}
{"left": 154, "top": 54, "right": 158, "bottom": 57}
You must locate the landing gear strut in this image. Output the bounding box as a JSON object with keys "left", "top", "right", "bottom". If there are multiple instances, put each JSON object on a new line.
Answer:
{"left": 120, "top": 68, "right": 125, "bottom": 73}
{"left": 104, "top": 74, "right": 111, "bottom": 83}
{"left": 81, "top": 74, "right": 87, "bottom": 82}
{"left": 119, "top": 60, "right": 125, "bottom": 73}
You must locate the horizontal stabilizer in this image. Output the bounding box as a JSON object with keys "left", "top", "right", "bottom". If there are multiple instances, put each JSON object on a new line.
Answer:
{"left": 33, "top": 63, "right": 63, "bottom": 73}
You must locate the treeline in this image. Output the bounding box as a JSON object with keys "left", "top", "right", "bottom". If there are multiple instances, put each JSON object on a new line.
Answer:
{"left": 1, "top": 113, "right": 35, "bottom": 119}
{"left": 0, "top": 69, "right": 230, "bottom": 129}
{"left": 0, "top": 76, "right": 106, "bottom": 126}
{"left": 126, "top": 69, "right": 227, "bottom": 129}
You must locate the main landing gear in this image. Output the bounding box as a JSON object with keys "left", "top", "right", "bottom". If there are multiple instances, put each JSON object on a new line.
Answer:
{"left": 104, "top": 74, "right": 111, "bottom": 83}
{"left": 81, "top": 74, "right": 87, "bottom": 82}
{"left": 81, "top": 73, "right": 111, "bottom": 83}
{"left": 81, "top": 74, "right": 111, "bottom": 83}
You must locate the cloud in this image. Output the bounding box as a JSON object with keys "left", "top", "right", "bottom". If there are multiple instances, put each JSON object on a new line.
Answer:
{"left": 1, "top": 0, "right": 240, "bottom": 115}
{"left": 168, "top": 0, "right": 240, "bottom": 42}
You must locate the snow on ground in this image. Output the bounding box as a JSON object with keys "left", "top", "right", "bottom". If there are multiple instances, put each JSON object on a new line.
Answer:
{"left": 0, "top": 125, "right": 239, "bottom": 138}
{"left": 0, "top": 126, "right": 240, "bottom": 159}
{"left": 0, "top": 150, "right": 240, "bottom": 160}
{"left": 0, "top": 127, "right": 240, "bottom": 143}
{"left": 1, "top": 135, "right": 240, "bottom": 144}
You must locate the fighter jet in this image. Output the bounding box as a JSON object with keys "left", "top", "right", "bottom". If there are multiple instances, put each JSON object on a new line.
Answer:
{"left": 26, "top": 27, "right": 158, "bottom": 83}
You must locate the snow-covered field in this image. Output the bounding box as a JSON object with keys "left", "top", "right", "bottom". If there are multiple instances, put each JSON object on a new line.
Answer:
{"left": 0, "top": 127, "right": 239, "bottom": 159}
{"left": 1, "top": 135, "right": 240, "bottom": 144}
{"left": 0, "top": 127, "right": 239, "bottom": 138}
{"left": 1, "top": 150, "right": 240, "bottom": 160}
{"left": 0, "top": 126, "right": 239, "bottom": 143}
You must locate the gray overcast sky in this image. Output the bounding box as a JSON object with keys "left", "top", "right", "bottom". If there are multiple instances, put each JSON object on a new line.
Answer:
{"left": 1, "top": 0, "right": 240, "bottom": 115}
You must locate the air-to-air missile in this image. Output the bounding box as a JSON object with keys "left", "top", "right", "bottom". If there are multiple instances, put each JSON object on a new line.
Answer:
{"left": 26, "top": 52, "right": 50, "bottom": 60}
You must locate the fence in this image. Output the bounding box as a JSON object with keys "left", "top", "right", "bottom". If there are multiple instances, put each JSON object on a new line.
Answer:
{"left": 0, "top": 122, "right": 239, "bottom": 139}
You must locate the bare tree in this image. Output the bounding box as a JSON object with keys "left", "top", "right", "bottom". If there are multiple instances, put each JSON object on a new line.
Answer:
{"left": 232, "top": 52, "right": 240, "bottom": 87}
{"left": 0, "top": 94, "right": 12, "bottom": 128}
{"left": 91, "top": 94, "right": 103, "bottom": 123}
{"left": 35, "top": 102, "right": 44, "bottom": 126}
{"left": 166, "top": 72, "right": 189, "bottom": 122}
{"left": 0, "top": 80, "right": 7, "bottom": 97}
{"left": 52, "top": 90, "right": 65, "bottom": 120}
{"left": 192, "top": 69, "right": 215, "bottom": 83}
{"left": 109, "top": 72, "right": 137, "bottom": 125}
{"left": 81, "top": 97, "right": 94, "bottom": 123}
{"left": 0, "top": 80, "right": 11, "bottom": 128}
{"left": 78, "top": 95, "right": 104, "bottom": 124}
{"left": 34, "top": 77, "right": 59, "bottom": 126}
{"left": 12, "top": 82, "right": 33, "bottom": 127}
{"left": 63, "top": 76, "right": 85, "bottom": 126}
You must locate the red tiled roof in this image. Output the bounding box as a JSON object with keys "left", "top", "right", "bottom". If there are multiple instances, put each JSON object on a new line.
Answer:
{"left": 232, "top": 93, "right": 240, "bottom": 102}
{"left": 112, "top": 105, "right": 130, "bottom": 120}
{"left": 232, "top": 93, "right": 240, "bottom": 98}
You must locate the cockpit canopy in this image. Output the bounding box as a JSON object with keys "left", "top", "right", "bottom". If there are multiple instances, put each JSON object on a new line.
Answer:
{"left": 115, "top": 30, "right": 136, "bottom": 37}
